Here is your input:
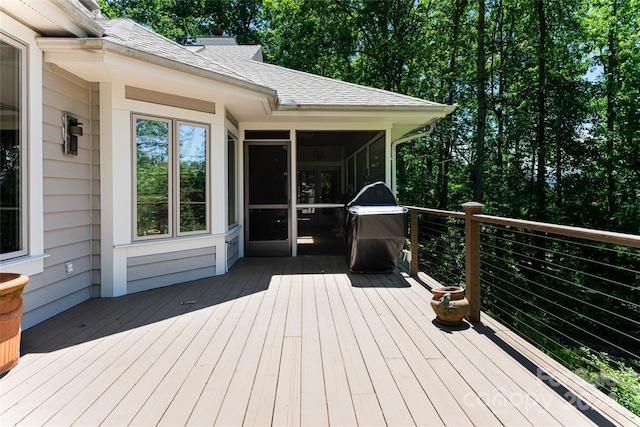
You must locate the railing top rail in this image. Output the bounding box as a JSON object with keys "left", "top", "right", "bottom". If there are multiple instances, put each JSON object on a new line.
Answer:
{"left": 476, "top": 214, "right": 640, "bottom": 249}
{"left": 406, "top": 205, "right": 640, "bottom": 249}
{"left": 405, "top": 206, "right": 466, "bottom": 219}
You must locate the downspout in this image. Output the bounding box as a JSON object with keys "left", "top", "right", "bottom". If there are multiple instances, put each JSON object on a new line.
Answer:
{"left": 390, "top": 124, "right": 436, "bottom": 194}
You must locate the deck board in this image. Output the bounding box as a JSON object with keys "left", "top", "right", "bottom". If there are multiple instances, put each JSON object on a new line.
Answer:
{"left": 299, "top": 268, "right": 328, "bottom": 427}
{"left": 243, "top": 263, "right": 292, "bottom": 426}
{"left": 314, "top": 272, "right": 358, "bottom": 426}
{"left": 126, "top": 274, "right": 245, "bottom": 425}
{"left": 1, "top": 256, "right": 637, "bottom": 426}
{"left": 273, "top": 336, "right": 302, "bottom": 427}
{"left": 187, "top": 267, "right": 269, "bottom": 426}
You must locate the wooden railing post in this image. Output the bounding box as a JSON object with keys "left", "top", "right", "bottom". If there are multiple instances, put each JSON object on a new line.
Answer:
{"left": 463, "top": 202, "right": 484, "bottom": 322}
{"left": 410, "top": 209, "right": 419, "bottom": 276}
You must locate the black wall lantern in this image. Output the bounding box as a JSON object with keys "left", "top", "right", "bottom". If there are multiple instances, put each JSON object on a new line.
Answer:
{"left": 62, "top": 113, "right": 83, "bottom": 156}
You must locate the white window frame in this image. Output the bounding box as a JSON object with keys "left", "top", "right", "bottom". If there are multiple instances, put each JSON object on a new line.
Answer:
{"left": 132, "top": 114, "right": 210, "bottom": 241}
{"left": 0, "top": 19, "right": 44, "bottom": 276}
{"left": 227, "top": 132, "right": 238, "bottom": 227}
{"left": 0, "top": 34, "right": 28, "bottom": 260}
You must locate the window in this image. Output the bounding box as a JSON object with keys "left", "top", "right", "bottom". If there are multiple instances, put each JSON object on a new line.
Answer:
{"left": 133, "top": 115, "right": 209, "bottom": 239}
{"left": 0, "top": 36, "right": 26, "bottom": 260}
{"left": 227, "top": 133, "right": 237, "bottom": 226}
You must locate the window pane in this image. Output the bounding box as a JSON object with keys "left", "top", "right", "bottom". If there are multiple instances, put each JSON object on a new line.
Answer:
{"left": 0, "top": 39, "right": 23, "bottom": 256}
{"left": 178, "top": 123, "right": 207, "bottom": 233}
{"left": 136, "top": 118, "right": 169, "bottom": 236}
{"left": 228, "top": 134, "right": 237, "bottom": 226}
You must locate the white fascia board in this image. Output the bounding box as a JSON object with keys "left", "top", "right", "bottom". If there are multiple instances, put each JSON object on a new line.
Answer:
{"left": 50, "top": 0, "right": 104, "bottom": 36}
{"left": 268, "top": 107, "right": 454, "bottom": 138}
{"left": 4, "top": 0, "right": 105, "bottom": 37}
{"left": 272, "top": 105, "right": 455, "bottom": 118}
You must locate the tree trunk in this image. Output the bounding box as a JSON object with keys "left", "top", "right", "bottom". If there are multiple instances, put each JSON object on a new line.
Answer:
{"left": 535, "top": 0, "right": 547, "bottom": 219}
{"left": 495, "top": 0, "right": 505, "bottom": 177}
{"left": 606, "top": 0, "right": 617, "bottom": 217}
{"left": 437, "top": 0, "right": 466, "bottom": 210}
{"left": 473, "top": 0, "right": 487, "bottom": 202}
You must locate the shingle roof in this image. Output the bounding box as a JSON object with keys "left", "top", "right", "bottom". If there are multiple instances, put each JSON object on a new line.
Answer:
{"left": 95, "top": 17, "right": 449, "bottom": 111}
{"left": 198, "top": 47, "right": 443, "bottom": 109}
{"left": 96, "top": 18, "right": 257, "bottom": 85}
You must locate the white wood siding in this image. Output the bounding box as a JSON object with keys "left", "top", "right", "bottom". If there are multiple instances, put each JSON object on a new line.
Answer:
{"left": 127, "top": 246, "right": 216, "bottom": 294}
{"left": 226, "top": 236, "right": 239, "bottom": 268}
{"left": 21, "top": 64, "right": 95, "bottom": 329}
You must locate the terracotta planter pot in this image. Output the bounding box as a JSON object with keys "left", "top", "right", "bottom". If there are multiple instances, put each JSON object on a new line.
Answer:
{"left": 430, "top": 286, "right": 469, "bottom": 326}
{"left": 0, "top": 273, "right": 29, "bottom": 374}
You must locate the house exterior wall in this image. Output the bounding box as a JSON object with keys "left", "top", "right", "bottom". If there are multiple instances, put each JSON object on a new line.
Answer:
{"left": 126, "top": 246, "right": 216, "bottom": 294}
{"left": 99, "top": 82, "right": 228, "bottom": 297}
{"left": 226, "top": 235, "right": 240, "bottom": 267}
{"left": 21, "top": 63, "right": 94, "bottom": 329}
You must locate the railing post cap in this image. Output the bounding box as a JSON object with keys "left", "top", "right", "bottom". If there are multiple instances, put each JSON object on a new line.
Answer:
{"left": 462, "top": 201, "right": 484, "bottom": 211}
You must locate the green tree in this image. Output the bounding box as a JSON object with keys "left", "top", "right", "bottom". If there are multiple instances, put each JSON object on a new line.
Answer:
{"left": 99, "top": 0, "right": 263, "bottom": 43}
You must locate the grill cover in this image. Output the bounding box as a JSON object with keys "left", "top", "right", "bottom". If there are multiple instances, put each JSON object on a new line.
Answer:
{"left": 345, "top": 182, "right": 407, "bottom": 273}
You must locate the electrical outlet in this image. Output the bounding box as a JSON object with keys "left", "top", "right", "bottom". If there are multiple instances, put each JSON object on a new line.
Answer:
{"left": 65, "top": 262, "right": 74, "bottom": 275}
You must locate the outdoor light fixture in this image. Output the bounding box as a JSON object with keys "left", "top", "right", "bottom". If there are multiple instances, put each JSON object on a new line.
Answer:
{"left": 62, "top": 113, "right": 82, "bottom": 156}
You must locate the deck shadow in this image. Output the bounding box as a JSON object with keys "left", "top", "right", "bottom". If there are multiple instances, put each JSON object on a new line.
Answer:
{"left": 431, "top": 318, "right": 471, "bottom": 331}
{"left": 19, "top": 258, "right": 285, "bottom": 355}
{"left": 472, "top": 322, "right": 618, "bottom": 427}
{"left": 19, "top": 256, "right": 363, "bottom": 356}
{"left": 347, "top": 269, "right": 411, "bottom": 288}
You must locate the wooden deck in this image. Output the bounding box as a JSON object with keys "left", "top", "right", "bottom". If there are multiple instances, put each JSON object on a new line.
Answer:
{"left": 1, "top": 256, "right": 637, "bottom": 426}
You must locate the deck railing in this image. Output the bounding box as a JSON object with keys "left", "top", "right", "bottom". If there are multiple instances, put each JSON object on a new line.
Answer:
{"left": 406, "top": 204, "right": 640, "bottom": 415}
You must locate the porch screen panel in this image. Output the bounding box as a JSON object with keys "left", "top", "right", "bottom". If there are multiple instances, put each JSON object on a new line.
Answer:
{"left": 178, "top": 123, "right": 207, "bottom": 233}
{"left": 135, "top": 118, "right": 170, "bottom": 237}
{"left": 356, "top": 150, "right": 367, "bottom": 191}
{"left": 347, "top": 157, "right": 355, "bottom": 197}
{"left": 298, "top": 169, "right": 316, "bottom": 203}
{"left": 369, "top": 136, "right": 385, "bottom": 182}
{"left": 320, "top": 169, "right": 340, "bottom": 202}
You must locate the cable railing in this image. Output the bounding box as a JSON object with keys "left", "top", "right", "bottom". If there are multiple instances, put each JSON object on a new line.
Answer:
{"left": 406, "top": 204, "right": 640, "bottom": 417}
